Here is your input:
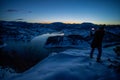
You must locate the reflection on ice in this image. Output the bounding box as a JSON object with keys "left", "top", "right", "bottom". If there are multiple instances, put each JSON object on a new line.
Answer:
{"left": 30, "top": 32, "right": 65, "bottom": 53}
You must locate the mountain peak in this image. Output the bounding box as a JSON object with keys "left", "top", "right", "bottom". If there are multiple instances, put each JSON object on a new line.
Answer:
{"left": 81, "top": 22, "right": 94, "bottom": 25}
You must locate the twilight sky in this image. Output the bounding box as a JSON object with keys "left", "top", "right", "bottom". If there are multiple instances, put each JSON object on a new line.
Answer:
{"left": 0, "top": 0, "right": 120, "bottom": 24}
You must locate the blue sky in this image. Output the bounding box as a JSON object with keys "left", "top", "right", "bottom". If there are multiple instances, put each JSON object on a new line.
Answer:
{"left": 0, "top": 0, "right": 120, "bottom": 24}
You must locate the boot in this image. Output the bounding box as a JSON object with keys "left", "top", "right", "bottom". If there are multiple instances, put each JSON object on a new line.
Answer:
{"left": 90, "top": 54, "right": 93, "bottom": 58}
{"left": 96, "top": 58, "right": 101, "bottom": 62}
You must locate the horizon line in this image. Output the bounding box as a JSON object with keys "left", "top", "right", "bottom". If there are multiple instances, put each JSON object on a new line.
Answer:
{"left": 0, "top": 20, "right": 120, "bottom": 25}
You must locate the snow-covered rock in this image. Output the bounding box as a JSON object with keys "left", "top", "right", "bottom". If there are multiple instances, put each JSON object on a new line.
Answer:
{"left": 45, "top": 34, "right": 90, "bottom": 48}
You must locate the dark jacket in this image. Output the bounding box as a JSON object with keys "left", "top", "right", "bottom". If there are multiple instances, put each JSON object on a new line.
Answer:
{"left": 91, "top": 29, "right": 105, "bottom": 48}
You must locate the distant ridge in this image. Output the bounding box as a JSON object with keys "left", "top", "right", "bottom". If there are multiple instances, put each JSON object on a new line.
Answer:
{"left": 51, "top": 22, "right": 64, "bottom": 24}
{"left": 81, "top": 22, "right": 95, "bottom": 25}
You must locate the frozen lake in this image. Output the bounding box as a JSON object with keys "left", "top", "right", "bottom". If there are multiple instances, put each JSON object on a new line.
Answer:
{"left": 0, "top": 32, "right": 65, "bottom": 72}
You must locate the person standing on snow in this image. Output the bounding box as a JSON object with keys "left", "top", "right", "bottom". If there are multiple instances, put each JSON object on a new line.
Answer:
{"left": 90, "top": 26, "right": 105, "bottom": 62}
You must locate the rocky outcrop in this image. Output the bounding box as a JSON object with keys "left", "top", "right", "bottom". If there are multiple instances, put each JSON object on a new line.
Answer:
{"left": 45, "top": 34, "right": 89, "bottom": 48}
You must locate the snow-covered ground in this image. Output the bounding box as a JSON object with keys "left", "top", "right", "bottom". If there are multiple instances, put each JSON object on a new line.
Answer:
{"left": 0, "top": 21, "right": 120, "bottom": 80}
{"left": 6, "top": 48, "right": 120, "bottom": 80}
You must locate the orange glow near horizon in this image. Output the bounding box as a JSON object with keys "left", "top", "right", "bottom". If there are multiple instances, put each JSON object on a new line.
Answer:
{"left": 29, "top": 19, "right": 120, "bottom": 25}
{"left": 1, "top": 19, "right": 120, "bottom": 25}
{"left": 32, "top": 21, "right": 119, "bottom": 25}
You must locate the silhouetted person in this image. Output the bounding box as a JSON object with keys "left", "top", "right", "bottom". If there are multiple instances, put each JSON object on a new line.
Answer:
{"left": 90, "top": 26, "right": 105, "bottom": 62}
